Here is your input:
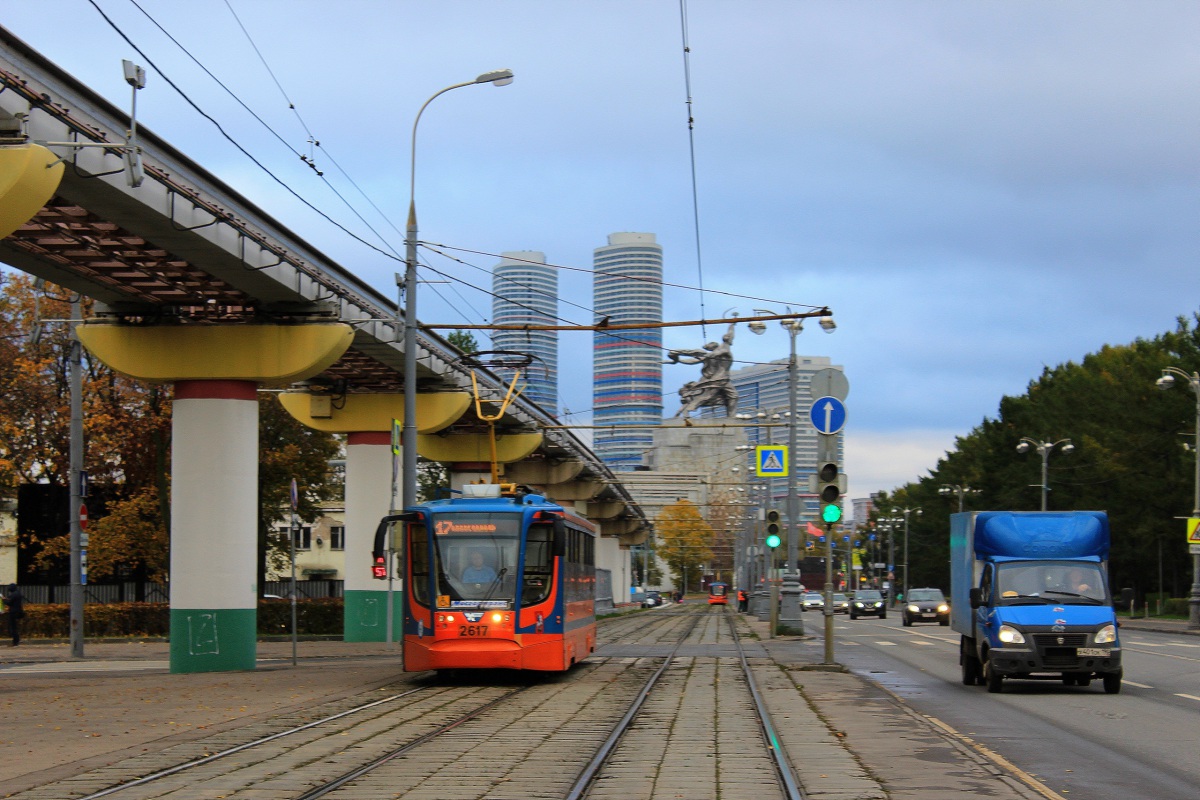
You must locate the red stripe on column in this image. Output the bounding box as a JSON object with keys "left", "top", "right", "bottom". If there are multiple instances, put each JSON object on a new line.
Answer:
{"left": 348, "top": 431, "right": 393, "bottom": 446}
{"left": 174, "top": 380, "right": 258, "bottom": 401}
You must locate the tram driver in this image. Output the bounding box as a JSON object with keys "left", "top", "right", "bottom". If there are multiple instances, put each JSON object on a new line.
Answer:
{"left": 461, "top": 550, "right": 498, "bottom": 585}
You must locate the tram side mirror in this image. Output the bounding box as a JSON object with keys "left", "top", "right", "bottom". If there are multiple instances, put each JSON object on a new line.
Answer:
{"left": 969, "top": 588, "right": 982, "bottom": 609}
{"left": 552, "top": 519, "right": 567, "bottom": 558}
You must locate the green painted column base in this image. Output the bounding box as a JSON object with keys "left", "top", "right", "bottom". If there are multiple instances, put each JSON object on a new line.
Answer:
{"left": 169, "top": 608, "right": 257, "bottom": 673}
{"left": 344, "top": 589, "right": 404, "bottom": 642}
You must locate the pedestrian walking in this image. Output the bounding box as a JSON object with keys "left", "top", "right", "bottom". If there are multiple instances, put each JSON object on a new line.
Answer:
{"left": 737, "top": 589, "right": 748, "bottom": 612}
{"left": 3, "top": 584, "right": 25, "bottom": 646}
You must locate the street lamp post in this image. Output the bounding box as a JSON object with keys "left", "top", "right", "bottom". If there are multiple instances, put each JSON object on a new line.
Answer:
{"left": 749, "top": 312, "right": 821, "bottom": 633}
{"left": 1015, "top": 438, "right": 1074, "bottom": 511}
{"left": 881, "top": 519, "right": 897, "bottom": 606}
{"left": 892, "top": 506, "right": 921, "bottom": 604}
{"left": 402, "top": 69, "right": 513, "bottom": 511}
{"left": 938, "top": 484, "right": 978, "bottom": 513}
{"left": 1156, "top": 367, "right": 1200, "bottom": 629}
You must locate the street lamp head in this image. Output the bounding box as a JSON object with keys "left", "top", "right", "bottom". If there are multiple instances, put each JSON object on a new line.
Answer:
{"left": 1060, "top": 442, "right": 1075, "bottom": 455}
{"left": 819, "top": 316, "right": 837, "bottom": 333}
{"left": 475, "top": 69, "right": 514, "bottom": 86}
{"left": 1156, "top": 373, "right": 1175, "bottom": 390}
{"left": 748, "top": 320, "right": 767, "bottom": 335}
{"left": 1016, "top": 441, "right": 1031, "bottom": 454}
{"left": 938, "top": 486, "right": 951, "bottom": 496}
{"left": 781, "top": 317, "right": 803, "bottom": 333}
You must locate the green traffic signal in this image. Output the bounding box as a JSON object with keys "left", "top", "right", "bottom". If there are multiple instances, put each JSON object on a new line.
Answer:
{"left": 765, "top": 533, "right": 782, "bottom": 548}
{"left": 821, "top": 503, "right": 842, "bottom": 524}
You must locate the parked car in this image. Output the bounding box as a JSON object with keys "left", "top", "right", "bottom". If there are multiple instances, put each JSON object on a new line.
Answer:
{"left": 903, "top": 587, "right": 950, "bottom": 626}
{"left": 831, "top": 593, "right": 850, "bottom": 614}
{"left": 849, "top": 589, "right": 887, "bottom": 619}
{"left": 643, "top": 590, "right": 663, "bottom": 608}
{"left": 800, "top": 591, "right": 825, "bottom": 611}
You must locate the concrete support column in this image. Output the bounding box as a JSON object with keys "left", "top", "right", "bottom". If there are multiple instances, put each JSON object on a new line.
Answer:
{"left": 343, "top": 432, "right": 402, "bottom": 642}
{"left": 169, "top": 380, "right": 258, "bottom": 673}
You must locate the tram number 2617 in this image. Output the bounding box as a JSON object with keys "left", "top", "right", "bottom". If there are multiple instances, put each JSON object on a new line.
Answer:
{"left": 458, "top": 625, "right": 488, "bottom": 637}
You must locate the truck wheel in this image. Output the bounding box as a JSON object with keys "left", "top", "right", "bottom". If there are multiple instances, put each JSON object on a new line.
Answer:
{"left": 984, "top": 662, "right": 1003, "bottom": 693}
{"left": 1103, "top": 672, "right": 1122, "bottom": 694}
{"left": 961, "top": 654, "right": 981, "bottom": 685}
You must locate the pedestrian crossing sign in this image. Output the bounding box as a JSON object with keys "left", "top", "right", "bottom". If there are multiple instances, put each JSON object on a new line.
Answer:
{"left": 755, "top": 445, "right": 787, "bottom": 477}
{"left": 1187, "top": 517, "right": 1200, "bottom": 544}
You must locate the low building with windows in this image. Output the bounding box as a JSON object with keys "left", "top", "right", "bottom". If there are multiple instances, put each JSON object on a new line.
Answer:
{"left": 268, "top": 502, "right": 347, "bottom": 582}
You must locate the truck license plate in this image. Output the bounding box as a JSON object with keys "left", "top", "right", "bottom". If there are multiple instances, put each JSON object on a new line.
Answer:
{"left": 1077, "top": 647, "right": 1108, "bottom": 656}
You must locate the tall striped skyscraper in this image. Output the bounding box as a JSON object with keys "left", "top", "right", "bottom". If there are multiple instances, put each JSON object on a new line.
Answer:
{"left": 593, "top": 232, "right": 664, "bottom": 470}
{"left": 491, "top": 251, "right": 558, "bottom": 412}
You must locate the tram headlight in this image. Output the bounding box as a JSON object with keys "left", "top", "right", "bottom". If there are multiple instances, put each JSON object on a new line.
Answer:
{"left": 491, "top": 612, "right": 503, "bottom": 624}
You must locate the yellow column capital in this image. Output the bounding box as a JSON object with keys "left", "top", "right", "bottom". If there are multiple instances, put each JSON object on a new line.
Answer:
{"left": 278, "top": 391, "right": 471, "bottom": 435}
{"left": 0, "top": 144, "right": 65, "bottom": 239}
{"left": 78, "top": 323, "right": 353, "bottom": 385}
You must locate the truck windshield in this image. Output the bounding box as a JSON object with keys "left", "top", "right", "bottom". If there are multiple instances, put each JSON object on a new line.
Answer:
{"left": 411, "top": 513, "right": 521, "bottom": 608}
{"left": 995, "top": 561, "right": 1108, "bottom": 605}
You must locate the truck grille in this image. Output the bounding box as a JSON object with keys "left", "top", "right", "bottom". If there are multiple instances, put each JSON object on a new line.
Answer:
{"left": 1032, "top": 633, "right": 1088, "bottom": 648}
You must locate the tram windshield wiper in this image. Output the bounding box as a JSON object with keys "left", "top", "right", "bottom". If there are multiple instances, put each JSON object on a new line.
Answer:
{"left": 481, "top": 567, "right": 508, "bottom": 603}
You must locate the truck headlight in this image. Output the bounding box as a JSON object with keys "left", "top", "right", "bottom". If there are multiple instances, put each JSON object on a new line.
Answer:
{"left": 1094, "top": 624, "right": 1117, "bottom": 644}
{"left": 997, "top": 624, "right": 1025, "bottom": 644}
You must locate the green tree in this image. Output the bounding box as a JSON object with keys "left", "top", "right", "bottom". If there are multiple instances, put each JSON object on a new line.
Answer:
{"left": 446, "top": 330, "right": 479, "bottom": 355}
{"left": 655, "top": 499, "right": 714, "bottom": 592}
{"left": 867, "top": 312, "right": 1200, "bottom": 600}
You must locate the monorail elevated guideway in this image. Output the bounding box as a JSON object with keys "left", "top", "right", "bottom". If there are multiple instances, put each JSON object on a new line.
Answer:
{"left": 0, "top": 26, "right": 647, "bottom": 671}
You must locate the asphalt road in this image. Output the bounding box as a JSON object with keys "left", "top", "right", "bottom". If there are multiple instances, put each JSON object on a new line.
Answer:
{"left": 829, "top": 614, "right": 1200, "bottom": 800}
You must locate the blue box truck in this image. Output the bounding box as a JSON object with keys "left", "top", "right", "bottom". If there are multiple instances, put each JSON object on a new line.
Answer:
{"left": 950, "top": 511, "right": 1122, "bottom": 694}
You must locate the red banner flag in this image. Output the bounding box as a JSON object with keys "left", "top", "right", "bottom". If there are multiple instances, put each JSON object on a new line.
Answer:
{"left": 806, "top": 521, "right": 824, "bottom": 537}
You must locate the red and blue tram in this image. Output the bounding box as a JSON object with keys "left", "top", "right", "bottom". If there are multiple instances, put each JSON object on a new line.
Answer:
{"left": 372, "top": 485, "right": 597, "bottom": 672}
{"left": 707, "top": 582, "right": 729, "bottom": 605}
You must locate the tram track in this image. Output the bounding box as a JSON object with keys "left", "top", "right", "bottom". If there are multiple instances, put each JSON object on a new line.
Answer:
{"left": 12, "top": 607, "right": 805, "bottom": 800}
{"left": 577, "top": 607, "right": 804, "bottom": 800}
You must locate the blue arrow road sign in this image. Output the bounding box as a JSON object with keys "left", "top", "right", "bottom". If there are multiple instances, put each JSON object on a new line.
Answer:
{"left": 810, "top": 395, "right": 847, "bottom": 435}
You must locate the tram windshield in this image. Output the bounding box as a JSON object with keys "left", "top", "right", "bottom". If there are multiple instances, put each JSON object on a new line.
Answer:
{"left": 411, "top": 513, "right": 523, "bottom": 608}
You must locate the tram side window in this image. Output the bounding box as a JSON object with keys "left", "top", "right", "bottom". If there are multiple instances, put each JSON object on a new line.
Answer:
{"left": 523, "top": 522, "right": 554, "bottom": 605}
{"left": 585, "top": 536, "right": 594, "bottom": 566}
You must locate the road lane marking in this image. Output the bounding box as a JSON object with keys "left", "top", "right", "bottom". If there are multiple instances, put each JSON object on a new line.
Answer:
{"left": 1175, "top": 693, "right": 1200, "bottom": 702}
{"left": 875, "top": 641, "right": 898, "bottom": 646}
{"left": 1123, "top": 646, "right": 1200, "bottom": 663}
{"left": 1122, "top": 680, "right": 1153, "bottom": 689}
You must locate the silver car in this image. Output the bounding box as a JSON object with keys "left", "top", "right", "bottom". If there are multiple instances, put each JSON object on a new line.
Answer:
{"left": 801, "top": 591, "right": 825, "bottom": 611}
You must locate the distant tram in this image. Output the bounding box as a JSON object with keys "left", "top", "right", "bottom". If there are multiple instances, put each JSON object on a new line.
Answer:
{"left": 372, "top": 484, "right": 597, "bottom": 672}
{"left": 708, "top": 582, "right": 729, "bottom": 605}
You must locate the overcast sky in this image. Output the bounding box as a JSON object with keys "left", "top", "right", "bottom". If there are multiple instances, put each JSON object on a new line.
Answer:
{"left": 4, "top": 1, "right": 1197, "bottom": 506}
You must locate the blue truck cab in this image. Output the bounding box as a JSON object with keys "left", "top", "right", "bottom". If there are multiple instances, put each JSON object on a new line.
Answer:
{"left": 950, "top": 511, "right": 1122, "bottom": 694}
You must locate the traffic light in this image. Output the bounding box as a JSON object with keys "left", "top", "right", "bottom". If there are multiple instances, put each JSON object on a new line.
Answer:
{"left": 818, "top": 460, "right": 843, "bottom": 524}
{"left": 765, "top": 508, "right": 782, "bottom": 549}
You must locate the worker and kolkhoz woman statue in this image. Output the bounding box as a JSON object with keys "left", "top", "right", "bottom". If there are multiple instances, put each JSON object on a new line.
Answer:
{"left": 665, "top": 318, "right": 739, "bottom": 418}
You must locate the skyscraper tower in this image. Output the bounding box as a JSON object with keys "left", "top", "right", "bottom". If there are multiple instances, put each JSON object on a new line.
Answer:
{"left": 491, "top": 251, "right": 558, "bottom": 412}
{"left": 593, "top": 232, "right": 664, "bottom": 470}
